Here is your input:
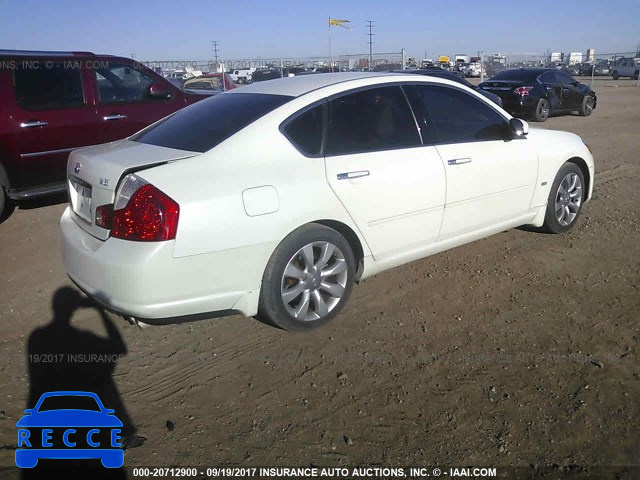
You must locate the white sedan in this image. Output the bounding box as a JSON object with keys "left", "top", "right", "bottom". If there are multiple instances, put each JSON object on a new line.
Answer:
{"left": 60, "top": 72, "right": 594, "bottom": 331}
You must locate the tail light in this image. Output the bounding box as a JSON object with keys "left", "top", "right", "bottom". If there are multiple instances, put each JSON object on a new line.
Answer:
{"left": 514, "top": 86, "right": 533, "bottom": 96}
{"left": 110, "top": 174, "right": 179, "bottom": 241}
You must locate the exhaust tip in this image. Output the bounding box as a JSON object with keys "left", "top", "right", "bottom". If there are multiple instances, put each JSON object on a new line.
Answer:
{"left": 124, "top": 315, "right": 151, "bottom": 329}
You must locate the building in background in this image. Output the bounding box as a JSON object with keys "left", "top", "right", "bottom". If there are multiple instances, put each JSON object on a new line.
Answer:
{"left": 586, "top": 48, "right": 596, "bottom": 62}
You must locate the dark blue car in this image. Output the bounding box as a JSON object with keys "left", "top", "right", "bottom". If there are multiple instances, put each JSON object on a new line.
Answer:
{"left": 16, "top": 391, "right": 123, "bottom": 468}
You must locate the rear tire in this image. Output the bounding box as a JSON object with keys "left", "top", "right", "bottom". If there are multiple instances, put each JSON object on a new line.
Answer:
{"left": 579, "top": 95, "right": 595, "bottom": 117}
{"left": 533, "top": 98, "right": 550, "bottom": 122}
{"left": 257, "top": 224, "right": 356, "bottom": 331}
{"left": 541, "top": 162, "right": 585, "bottom": 234}
{"left": 0, "top": 185, "right": 14, "bottom": 223}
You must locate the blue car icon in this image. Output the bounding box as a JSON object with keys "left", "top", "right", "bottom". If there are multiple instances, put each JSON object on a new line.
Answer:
{"left": 16, "top": 391, "right": 124, "bottom": 468}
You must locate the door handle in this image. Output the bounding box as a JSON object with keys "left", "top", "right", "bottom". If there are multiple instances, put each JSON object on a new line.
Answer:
{"left": 20, "top": 120, "right": 48, "bottom": 128}
{"left": 103, "top": 114, "right": 127, "bottom": 121}
{"left": 337, "top": 170, "right": 370, "bottom": 180}
{"left": 447, "top": 158, "right": 472, "bottom": 165}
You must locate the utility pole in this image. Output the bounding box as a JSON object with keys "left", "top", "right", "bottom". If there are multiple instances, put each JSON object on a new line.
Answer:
{"left": 366, "top": 20, "right": 375, "bottom": 71}
{"left": 212, "top": 40, "right": 219, "bottom": 72}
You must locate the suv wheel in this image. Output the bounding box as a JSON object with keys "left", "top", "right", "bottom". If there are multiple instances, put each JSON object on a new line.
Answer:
{"left": 612, "top": 71, "right": 620, "bottom": 80}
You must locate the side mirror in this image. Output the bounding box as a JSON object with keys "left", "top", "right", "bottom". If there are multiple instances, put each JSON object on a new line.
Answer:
{"left": 509, "top": 118, "right": 529, "bottom": 138}
{"left": 148, "top": 82, "right": 172, "bottom": 99}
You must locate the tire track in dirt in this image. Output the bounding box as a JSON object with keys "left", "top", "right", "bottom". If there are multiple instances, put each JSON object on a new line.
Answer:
{"left": 122, "top": 334, "right": 281, "bottom": 402}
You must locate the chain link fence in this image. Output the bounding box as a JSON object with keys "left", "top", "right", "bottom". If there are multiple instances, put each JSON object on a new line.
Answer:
{"left": 138, "top": 49, "right": 639, "bottom": 87}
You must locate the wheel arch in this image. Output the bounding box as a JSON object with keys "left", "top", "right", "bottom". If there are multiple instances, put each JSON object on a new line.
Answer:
{"left": 566, "top": 156, "right": 591, "bottom": 201}
{"left": 311, "top": 219, "right": 366, "bottom": 280}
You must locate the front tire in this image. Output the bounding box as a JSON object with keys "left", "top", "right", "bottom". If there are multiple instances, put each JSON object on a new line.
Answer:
{"left": 541, "top": 162, "right": 585, "bottom": 234}
{"left": 533, "top": 98, "right": 550, "bottom": 122}
{"left": 579, "top": 95, "right": 595, "bottom": 116}
{"left": 612, "top": 71, "right": 620, "bottom": 80}
{"left": 257, "top": 224, "right": 356, "bottom": 331}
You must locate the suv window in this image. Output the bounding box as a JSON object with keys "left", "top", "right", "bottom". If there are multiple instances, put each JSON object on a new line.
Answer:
{"left": 132, "top": 93, "right": 293, "bottom": 153}
{"left": 13, "top": 63, "right": 84, "bottom": 110}
{"left": 95, "top": 63, "right": 155, "bottom": 103}
{"left": 325, "top": 86, "right": 421, "bottom": 156}
{"left": 283, "top": 104, "right": 324, "bottom": 156}
{"left": 405, "top": 84, "right": 508, "bottom": 144}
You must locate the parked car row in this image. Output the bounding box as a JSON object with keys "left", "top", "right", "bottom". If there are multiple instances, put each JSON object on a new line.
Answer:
{"left": 391, "top": 68, "right": 502, "bottom": 106}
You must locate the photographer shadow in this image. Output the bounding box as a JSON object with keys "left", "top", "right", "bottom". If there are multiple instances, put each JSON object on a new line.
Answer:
{"left": 21, "top": 287, "right": 136, "bottom": 479}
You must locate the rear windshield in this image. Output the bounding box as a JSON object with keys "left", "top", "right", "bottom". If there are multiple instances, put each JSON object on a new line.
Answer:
{"left": 490, "top": 70, "right": 541, "bottom": 82}
{"left": 132, "top": 93, "right": 293, "bottom": 153}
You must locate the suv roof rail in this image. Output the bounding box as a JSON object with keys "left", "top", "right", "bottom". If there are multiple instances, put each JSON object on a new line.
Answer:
{"left": 0, "top": 49, "right": 95, "bottom": 56}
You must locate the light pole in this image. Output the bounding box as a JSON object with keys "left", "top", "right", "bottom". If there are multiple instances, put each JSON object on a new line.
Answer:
{"left": 479, "top": 51, "right": 484, "bottom": 83}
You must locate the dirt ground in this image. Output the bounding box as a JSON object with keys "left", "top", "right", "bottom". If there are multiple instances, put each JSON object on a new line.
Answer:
{"left": 0, "top": 77, "right": 638, "bottom": 477}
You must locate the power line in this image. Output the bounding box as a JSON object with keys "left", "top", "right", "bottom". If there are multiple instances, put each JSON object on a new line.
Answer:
{"left": 366, "top": 20, "right": 375, "bottom": 71}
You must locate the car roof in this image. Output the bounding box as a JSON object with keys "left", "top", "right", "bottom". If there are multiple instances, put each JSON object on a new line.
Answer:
{"left": 229, "top": 72, "right": 419, "bottom": 97}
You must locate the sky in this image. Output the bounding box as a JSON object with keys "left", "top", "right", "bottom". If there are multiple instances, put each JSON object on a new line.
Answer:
{"left": 1, "top": 0, "right": 639, "bottom": 61}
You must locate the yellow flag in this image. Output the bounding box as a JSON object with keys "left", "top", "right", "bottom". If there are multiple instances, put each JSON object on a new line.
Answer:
{"left": 329, "top": 18, "right": 351, "bottom": 29}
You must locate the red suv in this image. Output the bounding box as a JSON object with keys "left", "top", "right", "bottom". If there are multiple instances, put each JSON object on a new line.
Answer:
{"left": 0, "top": 50, "right": 211, "bottom": 219}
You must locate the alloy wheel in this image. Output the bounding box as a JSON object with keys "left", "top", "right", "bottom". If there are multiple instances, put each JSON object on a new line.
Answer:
{"left": 280, "top": 241, "right": 349, "bottom": 321}
{"left": 555, "top": 173, "right": 583, "bottom": 226}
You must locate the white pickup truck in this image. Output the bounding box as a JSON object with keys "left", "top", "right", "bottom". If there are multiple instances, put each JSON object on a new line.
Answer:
{"left": 611, "top": 58, "right": 640, "bottom": 80}
{"left": 230, "top": 68, "right": 255, "bottom": 84}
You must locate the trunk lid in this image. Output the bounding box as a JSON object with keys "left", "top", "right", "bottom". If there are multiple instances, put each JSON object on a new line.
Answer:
{"left": 479, "top": 79, "right": 527, "bottom": 95}
{"left": 67, "top": 139, "right": 198, "bottom": 240}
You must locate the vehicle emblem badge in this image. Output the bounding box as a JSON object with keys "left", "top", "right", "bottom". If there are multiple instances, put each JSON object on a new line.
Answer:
{"left": 74, "top": 162, "right": 81, "bottom": 174}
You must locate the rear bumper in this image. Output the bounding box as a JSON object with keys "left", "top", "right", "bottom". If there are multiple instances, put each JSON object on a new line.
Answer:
{"left": 60, "top": 207, "right": 267, "bottom": 322}
{"left": 500, "top": 96, "right": 539, "bottom": 116}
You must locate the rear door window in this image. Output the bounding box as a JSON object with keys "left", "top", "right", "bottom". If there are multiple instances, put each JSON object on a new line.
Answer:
{"left": 13, "top": 63, "right": 84, "bottom": 110}
{"left": 132, "top": 92, "right": 293, "bottom": 153}
{"left": 282, "top": 104, "right": 324, "bottom": 156}
{"left": 541, "top": 71, "right": 559, "bottom": 84}
{"left": 557, "top": 72, "right": 575, "bottom": 85}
